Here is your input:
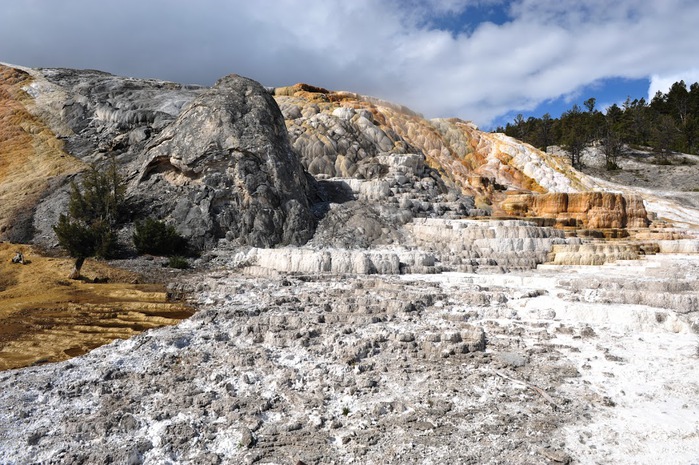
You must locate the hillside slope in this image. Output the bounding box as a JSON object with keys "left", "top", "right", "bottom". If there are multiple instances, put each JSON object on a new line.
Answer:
{"left": 2, "top": 64, "right": 688, "bottom": 249}
{"left": 0, "top": 64, "right": 84, "bottom": 241}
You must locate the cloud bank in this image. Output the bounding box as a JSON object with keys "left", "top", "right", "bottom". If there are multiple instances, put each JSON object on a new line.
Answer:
{"left": 1, "top": 0, "right": 698, "bottom": 127}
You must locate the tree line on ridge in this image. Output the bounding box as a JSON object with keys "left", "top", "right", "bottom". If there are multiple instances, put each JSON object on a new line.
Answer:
{"left": 494, "top": 80, "right": 699, "bottom": 169}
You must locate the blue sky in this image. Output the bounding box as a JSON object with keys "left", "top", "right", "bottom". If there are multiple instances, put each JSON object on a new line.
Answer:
{"left": 492, "top": 76, "right": 652, "bottom": 129}
{"left": 1, "top": 0, "right": 699, "bottom": 129}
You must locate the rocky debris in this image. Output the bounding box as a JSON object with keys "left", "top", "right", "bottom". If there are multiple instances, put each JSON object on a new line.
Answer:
{"left": 0, "top": 271, "right": 576, "bottom": 464}
{"left": 135, "top": 74, "right": 316, "bottom": 248}
{"left": 2, "top": 253, "right": 699, "bottom": 464}
{"left": 10, "top": 251, "right": 24, "bottom": 264}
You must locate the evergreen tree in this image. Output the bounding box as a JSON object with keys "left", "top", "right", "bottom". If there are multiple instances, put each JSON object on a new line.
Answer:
{"left": 53, "top": 160, "right": 127, "bottom": 279}
{"left": 494, "top": 79, "right": 699, "bottom": 160}
{"left": 560, "top": 105, "right": 587, "bottom": 168}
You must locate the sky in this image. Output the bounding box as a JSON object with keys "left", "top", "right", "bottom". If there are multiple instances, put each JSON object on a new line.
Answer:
{"left": 1, "top": 0, "right": 699, "bottom": 129}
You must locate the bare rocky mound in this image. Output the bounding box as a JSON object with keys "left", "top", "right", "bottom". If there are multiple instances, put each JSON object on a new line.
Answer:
{"left": 2, "top": 64, "right": 699, "bottom": 465}
{"left": 0, "top": 65, "right": 84, "bottom": 242}
{"left": 134, "top": 74, "right": 316, "bottom": 248}
{"left": 3, "top": 66, "right": 316, "bottom": 249}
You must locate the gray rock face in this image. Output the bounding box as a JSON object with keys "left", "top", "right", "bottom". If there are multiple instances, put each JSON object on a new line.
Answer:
{"left": 35, "top": 67, "right": 203, "bottom": 159}
{"left": 135, "top": 75, "right": 315, "bottom": 248}
{"left": 27, "top": 68, "right": 206, "bottom": 246}
{"left": 25, "top": 69, "right": 316, "bottom": 249}
{"left": 281, "top": 103, "right": 411, "bottom": 178}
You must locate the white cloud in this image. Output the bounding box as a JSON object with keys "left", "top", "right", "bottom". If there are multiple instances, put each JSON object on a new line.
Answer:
{"left": 1, "top": 0, "right": 698, "bottom": 127}
{"left": 649, "top": 69, "right": 699, "bottom": 100}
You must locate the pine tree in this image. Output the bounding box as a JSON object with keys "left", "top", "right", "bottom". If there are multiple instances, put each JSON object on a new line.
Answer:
{"left": 53, "top": 160, "right": 127, "bottom": 279}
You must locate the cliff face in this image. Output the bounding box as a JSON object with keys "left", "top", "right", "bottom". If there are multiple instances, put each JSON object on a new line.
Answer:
{"left": 272, "top": 83, "right": 645, "bottom": 230}
{"left": 135, "top": 75, "right": 316, "bottom": 248}
{"left": 274, "top": 85, "right": 572, "bottom": 200}
{"left": 499, "top": 192, "right": 649, "bottom": 230}
{"left": 0, "top": 66, "right": 316, "bottom": 247}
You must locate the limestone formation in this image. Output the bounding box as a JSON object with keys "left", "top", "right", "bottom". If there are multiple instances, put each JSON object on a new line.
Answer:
{"left": 0, "top": 65, "right": 84, "bottom": 242}
{"left": 499, "top": 192, "right": 649, "bottom": 229}
{"left": 135, "top": 74, "right": 316, "bottom": 248}
{"left": 406, "top": 218, "right": 571, "bottom": 272}
{"left": 0, "top": 64, "right": 677, "bottom": 251}
{"left": 4, "top": 67, "right": 316, "bottom": 248}
{"left": 2, "top": 254, "right": 698, "bottom": 464}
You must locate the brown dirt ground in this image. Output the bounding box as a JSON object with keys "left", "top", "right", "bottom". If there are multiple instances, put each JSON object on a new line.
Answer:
{"left": 0, "top": 242, "right": 193, "bottom": 371}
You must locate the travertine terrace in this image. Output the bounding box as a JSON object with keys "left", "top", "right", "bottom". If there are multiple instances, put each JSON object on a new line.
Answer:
{"left": 0, "top": 64, "right": 698, "bottom": 464}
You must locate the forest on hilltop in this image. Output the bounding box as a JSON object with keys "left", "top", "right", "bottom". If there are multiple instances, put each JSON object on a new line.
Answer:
{"left": 495, "top": 80, "right": 699, "bottom": 169}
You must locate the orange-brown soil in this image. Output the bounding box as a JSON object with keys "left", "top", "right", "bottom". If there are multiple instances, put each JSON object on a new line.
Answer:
{"left": 0, "top": 64, "right": 85, "bottom": 240}
{"left": 0, "top": 243, "right": 193, "bottom": 371}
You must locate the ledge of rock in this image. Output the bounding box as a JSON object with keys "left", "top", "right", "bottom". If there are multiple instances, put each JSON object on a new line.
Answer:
{"left": 499, "top": 192, "right": 649, "bottom": 230}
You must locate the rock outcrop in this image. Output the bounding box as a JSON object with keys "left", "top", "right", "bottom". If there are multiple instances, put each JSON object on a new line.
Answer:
{"left": 136, "top": 74, "right": 316, "bottom": 247}
{"left": 273, "top": 83, "right": 653, "bottom": 237}
{"left": 499, "top": 192, "right": 649, "bottom": 229}
{"left": 0, "top": 64, "right": 681, "bottom": 251}
{"left": 4, "top": 67, "right": 316, "bottom": 248}
{"left": 1, "top": 63, "right": 695, "bottom": 260}
{"left": 3, "top": 64, "right": 699, "bottom": 465}
{"left": 0, "top": 65, "right": 83, "bottom": 242}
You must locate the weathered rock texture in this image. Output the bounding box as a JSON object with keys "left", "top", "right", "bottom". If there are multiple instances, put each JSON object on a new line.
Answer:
{"left": 136, "top": 75, "right": 315, "bottom": 247}
{"left": 0, "top": 65, "right": 674, "bottom": 250}
{"left": 0, "top": 65, "right": 84, "bottom": 241}
{"left": 406, "top": 218, "right": 571, "bottom": 272}
{"left": 2, "top": 66, "right": 316, "bottom": 248}
{"left": 2, "top": 254, "right": 698, "bottom": 464}
{"left": 16, "top": 66, "right": 207, "bottom": 245}
{"left": 274, "top": 84, "right": 612, "bottom": 217}
{"left": 500, "top": 192, "right": 649, "bottom": 229}
{"left": 2, "top": 64, "right": 699, "bottom": 465}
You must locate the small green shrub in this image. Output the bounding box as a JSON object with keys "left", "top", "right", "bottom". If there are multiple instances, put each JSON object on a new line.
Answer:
{"left": 133, "top": 218, "right": 188, "bottom": 256}
{"left": 167, "top": 256, "right": 190, "bottom": 269}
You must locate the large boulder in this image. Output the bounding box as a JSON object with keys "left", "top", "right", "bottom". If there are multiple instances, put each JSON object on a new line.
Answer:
{"left": 135, "top": 75, "right": 315, "bottom": 248}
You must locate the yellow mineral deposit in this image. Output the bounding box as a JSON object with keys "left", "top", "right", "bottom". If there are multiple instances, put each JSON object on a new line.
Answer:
{"left": 0, "top": 242, "right": 193, "bottom": 371}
